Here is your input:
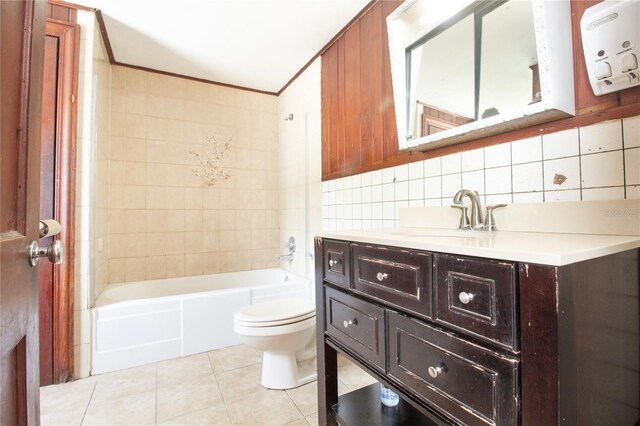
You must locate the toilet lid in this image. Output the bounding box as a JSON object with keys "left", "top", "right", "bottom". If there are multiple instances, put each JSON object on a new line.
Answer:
{"left": 234, "top": 297, "right": 315, "bottom": 324}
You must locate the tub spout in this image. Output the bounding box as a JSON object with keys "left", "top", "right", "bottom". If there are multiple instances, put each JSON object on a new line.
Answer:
{"left": 278, "top": 254, "right": 294, "bottom": 262}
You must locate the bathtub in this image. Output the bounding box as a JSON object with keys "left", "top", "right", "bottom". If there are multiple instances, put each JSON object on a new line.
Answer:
{"left": 91, "top": 268, "right": 311, "bottom": 375}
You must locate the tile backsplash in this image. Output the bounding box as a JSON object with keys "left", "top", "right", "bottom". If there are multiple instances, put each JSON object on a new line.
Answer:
{"left": 322, "top": 116, "right": 640, "bottom": 231}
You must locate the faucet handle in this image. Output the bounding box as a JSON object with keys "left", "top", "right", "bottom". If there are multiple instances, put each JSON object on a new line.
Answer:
{"left": 451, "top": 204, "right": 471, "bottom": 230}
{"left": 484, "top": 204, "right": 507, "bottom": 231}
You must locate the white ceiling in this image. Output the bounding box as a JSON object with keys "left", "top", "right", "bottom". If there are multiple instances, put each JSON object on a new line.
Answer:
{"left": 73, "top": 0, "right": 370, "bottom": 93}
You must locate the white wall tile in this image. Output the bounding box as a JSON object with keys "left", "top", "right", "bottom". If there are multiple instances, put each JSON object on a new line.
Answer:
{"left": 461, "top": 149, "right": 484, "bottom": 171}
{"left": 627, "top": 185, "right": 640, "bottom": 199}
{"left": 512, "top": 162, "right": 543, "bottom": 193}
{"left": 424, "top": 176, "right": 442, "bottom": 199}
{"left": 408, "top": 161, "right": 424, "bottom": 180}
{"left": 579, "top": 120, "right": 622, "bottom": 154}
{"left": 408, "top": 179, "right": 424, "bottom": 200}
{"left": 372, "top": 203, "right": 383, "bottom": 220}
{"left": 511, "top": 136, "right": 542, "bottom": 164}
{"left": 582, "top": 187, "right": 625, "bottom": 201}
{"left": 485, "top": 166, "right": 512, "bottom": 194}
{"left": 485, "top": 194, "right": 512, "bottom": 204}
{"left": 424, "top": 157, "right": 441, "bottom": 177}
{"left": 544, "top": 189, "right": 581, "bottom": 202}
{"left": 543, "top": 128, "right": 579, "bottom": 159}
{"left": 441, "top": 153, "right": 461, "bottom": 174}
{"left": 461, "top": 170, "right": 484, "bottom": 193}
{"left": 382, "top": 202, "right": 395, "bottom": 220}
{"left": 484, "top": 143, "right": 511, "bottom": 168}
{"left": 623, "top": 116, "right": 640, "bottom": 148}
{"left": 382, "top": 167, "right": 395, "bottom": 183}
{"left": 441, "top": 173, "right": 462, "bottom": 197}
{"left": 382, "top": 183, "right": 394, "bottom": 202}
{"left": 361, "top": 171, "right": 372, "bottom": 186}
{"left": 371, "top": 185, "right": 383, "bottom": 202}
{"left": 394, "top": 165, "right": 409, "bottom": 182}
{"left": 320, "top": 116, "right": 638, "bottom": 231}
{"left": 581, "top": 151, "right": 624, "bottom": 188}
{"left": 395, "top": 181, "right": 409, "bottom": 201}
{"left": 543, "top": 157, "right": 581, "bottom": 191}
{"left": 625, "top": 148, "right": 640, "bottom": 185}
{"left": 512, "top": 192, "right": 543, "bottom": 203}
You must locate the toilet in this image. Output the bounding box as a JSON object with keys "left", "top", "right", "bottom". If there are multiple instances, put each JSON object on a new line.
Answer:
{"left": 233, "top": 297, "right": 317, "bottom": 390}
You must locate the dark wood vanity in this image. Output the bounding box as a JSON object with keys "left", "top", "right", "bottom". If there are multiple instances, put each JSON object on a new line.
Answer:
{"left": 314, "top": 237, "right": 640, "bottom": 425}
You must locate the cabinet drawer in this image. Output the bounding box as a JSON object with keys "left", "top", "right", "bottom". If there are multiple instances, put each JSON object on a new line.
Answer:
{"left": 388, "top": 312, "right": 519, "bottom": 426}
{"left": 352, "top": 244, "right": 432, "bottom": 320}
{"left": 323, "top": 240, "right": 351, "bottom": 288}
{"left": 433, "top": 254, "right": 518, "bottom": 352}
{"left": 325, "top": 287, "right": 385, "bottom": 371}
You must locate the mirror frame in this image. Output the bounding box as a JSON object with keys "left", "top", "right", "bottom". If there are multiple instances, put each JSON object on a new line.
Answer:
{"left": 387, "top": 0, "right": 575, "bottom": 152}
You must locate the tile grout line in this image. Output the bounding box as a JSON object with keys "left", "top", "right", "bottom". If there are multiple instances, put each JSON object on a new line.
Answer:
{"left": 80, "top": 379, "right": 98, "bottom": 425}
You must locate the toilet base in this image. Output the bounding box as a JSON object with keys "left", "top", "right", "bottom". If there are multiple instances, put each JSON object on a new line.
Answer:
{"left": 261, "top": 341, "right": 317, "bottom": 390}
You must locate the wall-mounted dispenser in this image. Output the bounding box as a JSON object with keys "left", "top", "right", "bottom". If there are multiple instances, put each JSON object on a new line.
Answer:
{"left": 581, "top": 0, "right": 640, "bottom": 96}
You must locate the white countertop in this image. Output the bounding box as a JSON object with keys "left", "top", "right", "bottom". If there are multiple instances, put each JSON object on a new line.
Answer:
{"left": 320, "top": 228, "right": 640, "bottom": 266}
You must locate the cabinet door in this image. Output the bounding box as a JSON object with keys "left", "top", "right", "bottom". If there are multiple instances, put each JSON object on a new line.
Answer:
{"left": 388, "top": 311, "right": 519, "bottom": 426}
{"left": 352, "top": 243, "right": 432, "bottom": 319}
{"left": 433, "top": 254, "right": 518, "bottom": 352}
{"left": 325, "top": 287, "right": 386, "bottom": 372}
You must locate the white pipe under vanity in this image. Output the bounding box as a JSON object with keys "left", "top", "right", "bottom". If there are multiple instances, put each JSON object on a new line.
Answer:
{"left": 91, "top": 268, "right": 310, "bottom": 374}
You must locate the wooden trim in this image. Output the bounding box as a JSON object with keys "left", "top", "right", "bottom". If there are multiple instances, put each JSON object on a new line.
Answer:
{"left": 111, "top": 62, "right": 279, "bottom": 96}
{"left": 277, "top": 0, "right": 377, "bottom": 95}
{"left": 94, "top": 10, "right": 115, "bottom": 64}
{"left": 45, "top": 19, "right": 79, "bottom": 383}
{"left": 81, "top": 0, "right": 380, "bottom": 96}
{"left": 322, "top": 101, "right": 640, "bottom": 181}
{"left": 47, "top": 0, "right": 94, "bottom": 13}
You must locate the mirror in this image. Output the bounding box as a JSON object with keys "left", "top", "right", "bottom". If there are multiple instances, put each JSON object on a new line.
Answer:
{"left": 388, "top": 0, "right": 575, "bottom": 152}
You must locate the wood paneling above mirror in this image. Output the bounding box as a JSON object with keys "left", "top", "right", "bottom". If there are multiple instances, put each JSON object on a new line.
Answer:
{"left": 321, "top": 0, "right": 640, "bottom": 182}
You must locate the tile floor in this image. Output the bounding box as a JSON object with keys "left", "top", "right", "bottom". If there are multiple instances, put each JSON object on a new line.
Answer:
{"left": 40, "top": 345, "right": 377, "bottom": 425}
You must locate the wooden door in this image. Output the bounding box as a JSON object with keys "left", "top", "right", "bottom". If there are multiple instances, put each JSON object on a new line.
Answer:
{"left": 39, "top": 20, "right": 78, "bottom": 387}
{"left": 0, "top": 0, "right": 46, "bottom": 424}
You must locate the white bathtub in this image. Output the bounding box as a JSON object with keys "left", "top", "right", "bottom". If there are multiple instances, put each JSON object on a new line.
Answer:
{"left": 91, "top": 268, "right": 311, "bottom": 375}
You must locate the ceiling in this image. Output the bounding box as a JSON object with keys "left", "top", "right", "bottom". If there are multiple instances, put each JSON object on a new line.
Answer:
{"left": 73, "top": 0, "right": 371, "bottom": 93}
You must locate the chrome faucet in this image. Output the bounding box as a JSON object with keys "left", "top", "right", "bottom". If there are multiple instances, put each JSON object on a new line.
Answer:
{"left": 278, "top": 236, "right": 296, "bottom": 263}
{"left": 453, "top": 189, "right": 484, "bottom": 230}
{"left": 452, "top": 189, "right": 506, "bottom": 231}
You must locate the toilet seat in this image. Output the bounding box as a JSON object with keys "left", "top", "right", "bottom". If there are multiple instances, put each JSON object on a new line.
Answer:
{"left": 234, "top": 297, "right": 315, "bottom": 327}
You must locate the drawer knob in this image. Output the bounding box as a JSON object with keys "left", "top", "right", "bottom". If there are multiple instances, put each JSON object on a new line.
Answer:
{"left": 343, "top": 318, "right": 358, "bottom": 328}
{"left": 428, "top": 364, "right": 446, "bottom": 378}
{"left": 459, "top": 292, "right": 474, "bottom": 304}
{"left": 329, "top": 259, "right": 340, "bottom": 267}
{"left": 376, "top": 272, "right": 389, "bottom": 281}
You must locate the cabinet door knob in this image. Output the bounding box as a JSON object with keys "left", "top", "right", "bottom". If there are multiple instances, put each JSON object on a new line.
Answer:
{"left": 329, "top": 259, "right": 340, "bottom": 267}
{"left": 428, "top": 364, "right": 446, "bottom": 378}
{"left": 343, "top": 318, "right": 357, "bottom": 328}
{"left": 376, "top": 272, "right": 389, "bottom": 281}
{"left": 458, "top": 291, "right": 474, "bottom": 304}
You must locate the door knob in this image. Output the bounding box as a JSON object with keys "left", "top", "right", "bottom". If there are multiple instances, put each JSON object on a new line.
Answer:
{"left": 28, "top": 240, "right": 64, "bottom": 267}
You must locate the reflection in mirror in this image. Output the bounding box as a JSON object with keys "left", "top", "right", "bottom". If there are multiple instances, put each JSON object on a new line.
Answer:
{"left": 388, "top": 0, "right": 575, "bottom": 151}
{"left": 478, "top": 1, "right": 538, "bottom": 121}
{"left": 408, "top": 0, "right": 539, "bottom": 140}
{"left": 408, "top": 14, "right": 474, "bottom": 138}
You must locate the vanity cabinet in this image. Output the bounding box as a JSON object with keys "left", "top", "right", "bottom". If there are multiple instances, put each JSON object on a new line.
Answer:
{"left": 315, "top": 237, "right": 640, "bottom": 426}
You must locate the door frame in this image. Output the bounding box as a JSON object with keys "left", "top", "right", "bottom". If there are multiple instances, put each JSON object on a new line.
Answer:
{"left": 44, "top": 18, "right": 78, "bottom": 383}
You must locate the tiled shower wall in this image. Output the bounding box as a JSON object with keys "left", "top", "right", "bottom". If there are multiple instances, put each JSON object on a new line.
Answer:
{"left": 75, "top": 11, "right": 111, "bottom": 377}
{"left": 277, "top": 59, "right": 322, "bottom": 285}
{"left": 106, "top": 66, "right": 280, "bottom": 284}
{"left": 322, "top": 116, "right": 640, "bottom": 231}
